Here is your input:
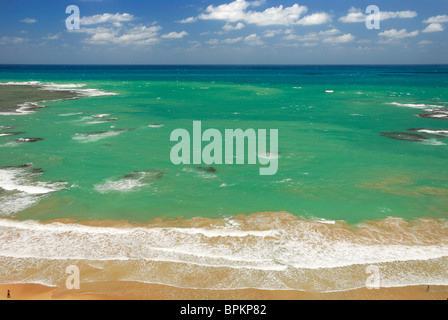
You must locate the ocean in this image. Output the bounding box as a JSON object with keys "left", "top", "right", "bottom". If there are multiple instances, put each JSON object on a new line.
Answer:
{"left": 0, "top": 65, "right": 447, "bottom": 293}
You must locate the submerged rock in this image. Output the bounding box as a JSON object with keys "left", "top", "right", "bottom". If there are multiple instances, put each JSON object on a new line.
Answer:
{"left": 31, "top": 168, "right": 44, "bottom": 174}
{"left": 0, "top": 132, "right": 25, "bottom": 137}
{"left": 197, "top": 167, "right": 217, "bottom": 173}
{"left": 0, "top": 126, "right": 15, "bottom": 131}
{"left": 15, "top": 138, "right": 44, "bottom": 143}
{"left": 381, "top": 132, "right": 428, "bottom": 142}
{"left": 98, "top": 118, "right": 118, "bottom": 122}
{"left": 124, "top": 170, "right": 164, "bottom": 182}
{"left": 76, "top": 129, "right": 127, "bottom": 137}
{"left": 93, "top": 114, "right": 111, "bottom": 119}
{"left": 148, "top": 124, "right": 164, "bottom": 128}
{"left": 27, "top": 104, "right": 49, "bottom": 111}
{"left": 417, "top": 110, "right": 448, "bottom": 120}
{"left": 0, "top": 164, "right": 33, "bottom": 169}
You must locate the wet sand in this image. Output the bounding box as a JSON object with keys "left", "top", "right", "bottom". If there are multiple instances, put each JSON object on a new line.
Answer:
{"left": 1, "top": 283, "right": 447, "bottom": 300}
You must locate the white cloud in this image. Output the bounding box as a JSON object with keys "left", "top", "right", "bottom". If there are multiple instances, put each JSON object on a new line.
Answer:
{"left": 205, "top": 33, "right": 264, "bottom": 46}
{"left": 378, "top": 29, "right": 419, "bottom": 39}
{"left": 381, "top": 11, "right": 418, "bottom": 20}
{"left": 68, "top": 12, "right": 162, "bottom": 46}
{"left": 423, "top": 15, "right": 448, "bottom": 24}
{"left": 80, "top": 13, "right": 135, "bottom": 26}
{"left": 21, "top": 18, "right": 37, "bottom": 24}
{"left": 199, "top": 0, "right": 253, "bottom": 22}
{"left": 283, "top": 28, "right": 353, "bottom": 45}
{"left": 184, "top": 0, "right": 330, "bottom": 27}
{"left": 244, "top": 33, "right": 264, "bottom": 45}
{"left": 223, "top": 22, "right": 245, "bottom": 31}
{"left": 79, "top": 25, "right": 162, "bottom": 46}
{"left": 221, "top": 37, "right": 243, "bottom": 44}
{"left": 179, "top": 17, "right": 197, "bottom": 24}
{"left": 339, "top": 8, "right": 365, "bottom": 23}
{"left": 240, "top": 4, "right": 308, "bottom": 26}
{"left": 297, "top": 13, "right": 332, "bottom": 26}
{"left": 0, "top": 36, "right": 28, "bottom": 44}
{"left": 206, "top": 39, "right": 220, "bottom": 45}
{"left": 339, "top": 7, "right": 417, "bottom": 23}
{"left": 318, "top": 28, "right": 341, "bottom": 36}
{"left": 322, "top": 33, "right": 355, "bottom": 44}
{"left": 302, "top": 42, "right": 318, "bottom": 47}
{"left": 284, "top": 29, "right": 336, "bottom": 41}
{"left": 161, "top": 31, "right": 189, "bottom": 39}
{"left": 418, "top": 40, "right": 433, "bottom": 46}
{"left": 263, "top": 29, "right": 282, "bottom": 38}
{"left": 422, "top": 23, "right": 445, "bottom": 33}
{"left": 43, "top": 34, "right": 60, "bottom": 40}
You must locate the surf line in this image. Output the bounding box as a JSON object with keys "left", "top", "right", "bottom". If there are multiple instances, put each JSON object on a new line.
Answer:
{"left": 170, "top": 121, "right": 278, "bottom": 176}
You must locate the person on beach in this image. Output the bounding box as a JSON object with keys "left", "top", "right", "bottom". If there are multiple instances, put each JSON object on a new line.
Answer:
{"left": 7, "top": 290, "right": 11, "bottom": 299}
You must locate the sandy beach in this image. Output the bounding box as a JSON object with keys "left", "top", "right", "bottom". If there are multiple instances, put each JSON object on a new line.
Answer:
{"left": 1, "top": 283, "right": 447, "bottom": 300}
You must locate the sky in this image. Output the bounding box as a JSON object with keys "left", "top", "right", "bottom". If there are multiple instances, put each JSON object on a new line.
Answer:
{"left": 0, "top": 0, "right": 447, "bottom": 64}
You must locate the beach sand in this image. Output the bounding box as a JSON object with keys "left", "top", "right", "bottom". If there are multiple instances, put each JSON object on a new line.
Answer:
{"left": 1, "top": 283, "right": 447, "bottom": 300}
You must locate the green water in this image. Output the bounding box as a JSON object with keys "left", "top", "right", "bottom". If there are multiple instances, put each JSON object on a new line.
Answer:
{"left": 0, "top": 65, "right": 447, "bottom": 224}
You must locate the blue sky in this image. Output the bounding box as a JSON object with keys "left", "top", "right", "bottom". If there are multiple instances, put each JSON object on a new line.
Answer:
{"left": 0, "top": 0, "right": 447, "bottom": 64}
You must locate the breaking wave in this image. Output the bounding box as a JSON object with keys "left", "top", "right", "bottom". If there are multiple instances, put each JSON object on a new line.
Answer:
{"left": 0, "top": 213, "right": 447, "bottom": 292}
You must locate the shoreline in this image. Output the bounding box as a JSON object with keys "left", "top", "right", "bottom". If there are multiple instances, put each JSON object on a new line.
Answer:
{"left": 1, "top": 213, "right": 448, "bottom": 295}
{"left": 1, "top": 282, "right": 447, "bottom": 300}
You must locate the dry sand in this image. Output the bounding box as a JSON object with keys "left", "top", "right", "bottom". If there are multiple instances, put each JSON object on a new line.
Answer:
{"left": 1, "top": 282, "right": 447, "bottom": 300}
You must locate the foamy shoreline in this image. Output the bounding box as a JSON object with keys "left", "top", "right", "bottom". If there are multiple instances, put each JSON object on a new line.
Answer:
{"left": 0, "top": 213, "right": 447, "bottom": 296}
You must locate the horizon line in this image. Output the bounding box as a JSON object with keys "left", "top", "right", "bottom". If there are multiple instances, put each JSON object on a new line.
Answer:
{"left": 1, "top": 63, "right": 448, "bottom": 67}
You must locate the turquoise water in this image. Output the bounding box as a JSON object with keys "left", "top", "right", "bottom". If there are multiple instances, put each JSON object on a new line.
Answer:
{"left": 1, "top": 65, "right": 447, "bottom": 224}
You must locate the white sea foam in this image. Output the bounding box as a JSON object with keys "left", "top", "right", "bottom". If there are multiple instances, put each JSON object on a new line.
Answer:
{"left": 421, "top": 138, "right": 447, "bottom": 146}
{"left": 427, "top": 114, "right": 448, "bottom": 118}
{"left": 93, "top": 114, "right": 111, "bottom": 119}
{"left": 58, "top": 112, "right": 84, "bottom": 117}
{"left": 94, "top": 178, "right": 147, "bottom": 194}
{"left": 182, "top": 167, "right": 217, "bottom": 179}
{"left": 0, "top": 81, "right": 118, "bottom": 99}
{"left": 411, "top": 129, "right": 448, "bottom": 137}
{"left": 0, "top": 216, "right": 445, "bottom": 268}
{"left": 0, "top": 81, "right": 41, "bottom": 86}
{"left": 0, "top": 166, "right": 66, "bottom": 216}
{"left": 389, "top": 102, "right": 445, "bottom": 109}
{"left": 76, "top": 89, "right": 118, "bottom": 97}
{"left": 41, "top": 83, "right": 86, "bottom": 89}
{"left": 0, "top": 216, "right": 447, "bottom": 291}
{"left": 258, "top": 152, "right": 279, "bottom": 160}
{"left": 94, "top": 171, "right": 161, "bottom": 194}
{"left": 39, "top": 83, "right": 118, "bottom": 97}
{"left": 73, "top": 130, "right": 126, "bottom": 143}
{"left": 0, "top": 103, "right": 41, "bottom": 116}
{"left": 86, "top": 119, "right": 118, "bottom": 125}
